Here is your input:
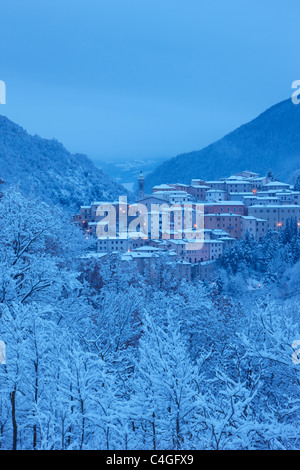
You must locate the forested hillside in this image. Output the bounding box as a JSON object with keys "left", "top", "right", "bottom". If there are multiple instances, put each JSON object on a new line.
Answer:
{"left": 0, "top": 116, "right": 130, "bottom": 211}
{"left": 146, "top": 99, "right": 300, "bottom": 190}
{"left": 0, "top": 186, "right": 299, "bottom": 450}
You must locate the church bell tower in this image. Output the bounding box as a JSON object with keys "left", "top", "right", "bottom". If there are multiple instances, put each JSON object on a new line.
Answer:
{"left": 138, "top": 170, "right": 145, "bottom": 201}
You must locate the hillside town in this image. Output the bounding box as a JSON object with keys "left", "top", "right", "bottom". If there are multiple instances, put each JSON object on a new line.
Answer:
{"left": 73, "top": 170, "right": 300, "bottom": 281}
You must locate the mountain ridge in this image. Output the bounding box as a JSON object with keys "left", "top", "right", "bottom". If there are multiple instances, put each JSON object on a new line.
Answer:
{"left": 0, "top": 115, "right": 130, "bottom": 211}
{"left": 145, "top": 98, "right": 300, "bottom": 190}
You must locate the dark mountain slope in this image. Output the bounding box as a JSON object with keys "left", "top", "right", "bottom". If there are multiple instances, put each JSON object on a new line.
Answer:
{"left": 0, "top": 115, "right": 129, "bottom": 211}
{"left": 145, "top": 99, "right": 300, "bottom": 190}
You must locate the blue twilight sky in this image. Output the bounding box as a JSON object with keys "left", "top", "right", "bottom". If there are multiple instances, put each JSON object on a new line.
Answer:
{"left": 0, "top": 0, "right": 299, "bottom": 164}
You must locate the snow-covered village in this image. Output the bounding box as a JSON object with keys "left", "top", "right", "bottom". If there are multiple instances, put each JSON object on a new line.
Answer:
{"left": 74, "top": 170, "right": 300, "bottom": 282}
{"left": 1, "top": 0, "right": 300, "bottom": 456}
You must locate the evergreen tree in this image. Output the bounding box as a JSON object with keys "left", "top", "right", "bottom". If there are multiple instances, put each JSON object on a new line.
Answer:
{"left": 294, "top": 175, "right": 300, "bottom": 191}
